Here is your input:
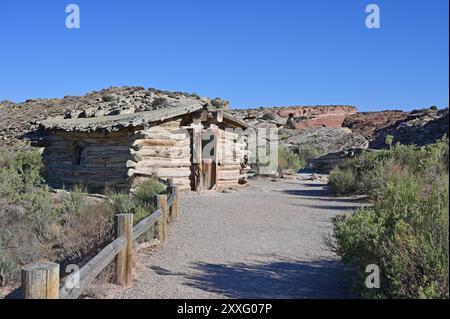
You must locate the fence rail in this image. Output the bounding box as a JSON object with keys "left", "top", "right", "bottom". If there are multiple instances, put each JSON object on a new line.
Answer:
{"left": 20, "top": 182, "right": 180, "bottom": 299}
{"left": 133, "top": 210, "right": 162, "bottom": 241}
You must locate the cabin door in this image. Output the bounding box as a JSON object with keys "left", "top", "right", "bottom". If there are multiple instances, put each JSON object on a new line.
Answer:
{"left": 201, "top": 130, "right": 217, "bottom": 190}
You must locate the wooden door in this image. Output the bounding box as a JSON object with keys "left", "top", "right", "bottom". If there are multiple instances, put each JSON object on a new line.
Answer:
{"left": 201, "top": 131, "right": 217, "bottom": 190}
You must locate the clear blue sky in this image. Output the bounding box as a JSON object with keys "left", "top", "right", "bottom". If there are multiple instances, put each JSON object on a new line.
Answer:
{"left": 0, "top": 0, "right": 448, "bottom": 111}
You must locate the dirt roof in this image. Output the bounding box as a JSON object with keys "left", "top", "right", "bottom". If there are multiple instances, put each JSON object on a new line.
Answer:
{"left": 39, "top": 103, "right": 250, "bottom": 133}
{"left": 39, "top": 102, "right": 204, "bottom": 133}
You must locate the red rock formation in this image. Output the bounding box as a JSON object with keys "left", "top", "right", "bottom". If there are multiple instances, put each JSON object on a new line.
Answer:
{"left": 269, "top": 105, "right": 357, "bottom": 128}
{"left": 231, "top": 105, "right": 357, "bottom": 129}
{"left": 342, "top": 111, "right": 410, "bottom": 140}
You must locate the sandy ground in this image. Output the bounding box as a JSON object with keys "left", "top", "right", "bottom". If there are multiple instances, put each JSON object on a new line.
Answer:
{"left": 110, "top": 177, "right": 361, "bottom": 299}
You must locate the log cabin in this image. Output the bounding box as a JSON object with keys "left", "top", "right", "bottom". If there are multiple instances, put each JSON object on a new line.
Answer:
{"left": 37, "top": 102, "right": 250, "bottom": 193}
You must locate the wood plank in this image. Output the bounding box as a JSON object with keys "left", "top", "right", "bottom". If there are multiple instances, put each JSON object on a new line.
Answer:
{"left": 127, "top": 159, "right": 191, "bottom": 168}
{"left": 59, "top": 237, "right": 127, "bottom": 299}
{"left": 133, "top": 139, "right": 190, "bottom": 148}
{"left": 133, "top": 210, "right": 162, "bottom": 240}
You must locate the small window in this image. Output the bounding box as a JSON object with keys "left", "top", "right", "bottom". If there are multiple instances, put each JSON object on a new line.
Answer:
{"left": 73, "top": 144, "right": 86, "bottom": 167}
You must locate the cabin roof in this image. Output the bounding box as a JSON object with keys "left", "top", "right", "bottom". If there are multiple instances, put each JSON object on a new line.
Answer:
{"left": 39, "top": 102, "right": 249, "bottom": 133}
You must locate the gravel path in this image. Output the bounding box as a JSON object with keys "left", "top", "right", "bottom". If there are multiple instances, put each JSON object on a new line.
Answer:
{"left": 115, "top": 178, "right": 360, "bottom": 299}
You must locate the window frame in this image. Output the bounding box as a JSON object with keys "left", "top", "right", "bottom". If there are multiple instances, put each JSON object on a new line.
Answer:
{"left": 72, "top": 143, "right": 86, "bottom": 168}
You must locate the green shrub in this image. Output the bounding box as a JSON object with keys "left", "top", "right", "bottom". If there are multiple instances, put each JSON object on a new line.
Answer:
{"left": 327, "top": 173, "right": 449, "bottom": 298}
{"left": 133, "top": 205, "right": 154, "bottom": 228}
{"left": 132, "top": 178, "right": 166, "bottom": 211}
{"left": 106, "top": 179, "right": 165, "bottom": 224}
{"left": 0, "top": 149, "right": 44, "bottom": 202}
{"left": 278, "top": 148, "right": 304, "bottom": 172}
{"left": 22, "top": 187, "right": 60, "bottom": 244}
{"left": 151, "top": 97, "right": 168, "bottom": 108}
{"left": 0, "top": 253, "right": 16, "bottom": 287}
{"left": 385, "top": 134, "right": 394, "bottom": 149}
{"left": 328, "top": 168, "right": 356, "bottom": 195}
{"left": 108, "top": 193, "right": 136, "bottom": 215}
{"left": 0, "top": 149, "right": 152, "bottom": 291}
{"left": 102, "top": 94, "right": 115, "bottom": 102}
{"left": 261, "top": 112, "right": 275, "bottom": 121}
{"left": 326, "top": 137, "right": 449, "bottom": 298}
{"left": 0, "top": 167, "right": 24, "bottom": 202}
{"left": 61, "top": 185, "right": 87, "bottom": 217}
{"left": 53, "top": 202, "right": 114, "bottom": 267}
{"left": 298, "top": 145, "right": 322, "bottom": 163}
{"left": 0, "top": 150, "right": 13, "bottom": 169}
{"left": 355, "top": 161, "right": 387, "bottom": 200}
{"left": 327, "top": 136, "right": 449, "bottom": 197}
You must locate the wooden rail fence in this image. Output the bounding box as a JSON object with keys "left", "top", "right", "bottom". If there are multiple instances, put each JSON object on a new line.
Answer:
{"left": 20, "top": 182, "right": 180, "bottom": 299}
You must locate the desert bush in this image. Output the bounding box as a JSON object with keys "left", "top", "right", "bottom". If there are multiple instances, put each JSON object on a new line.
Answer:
{"left": 261, "top": 112, "right": 275, "bottom": 121}
{"left": 0, "top": 150, "right": 13, "bottom": 168}
{"left": 298, "top": 145, "right": 322, "bottom": 163}
{"left": 0, "top": 150, "right": 118, "bottom": 290}
{"left": 106, "top": 178, "right": 165, "bottom": 224}
{"left": 53, "top": 202, "right": 114, "bottom": 268}
{"left": 108, "top": 193, "right": 136, "bottom": 215}
{"left": 0, "top": 197, "right": 49, "bottom": 286}
{"left": 328, "top": 136, "right": 449, "bottom": 197}
{"left": 0, "top": 149, "right": 44, "bottom": 202}
{"left": 355, "top": 161, "right": 388, "bottom": 200}
{"left": 328, "top": 168, "right": 356, "bottom": 195}
{"left": 385, "top": 134, "right": 394, "bottom": 148}
{"left": 0, "top": 253, "right": 16, "bottom": 287}
{"left": 326, "top": 173, "right": 449, "bottom": 298}
{"left": 61, "top": 185, "right": 88, "bottom": 217}
{"left": 278, "top": 148, "right": 304, "bottom": 173}
{"left": 132, "top": 178, "right": 166, "bottom": 211}
{"left": 326, "top": 137, "right": 449, "bottom": 298}
{"left": 102, "top": 94, "right": 115, "bottom": 102}
{"left": 22, "top": 187, "right": 61, "bottom": 244}
{"left": 0, "top": 150, "right": 165, "bottom": 292}
{"left": 151, "top": 97, "right": 168, "bottom": 108}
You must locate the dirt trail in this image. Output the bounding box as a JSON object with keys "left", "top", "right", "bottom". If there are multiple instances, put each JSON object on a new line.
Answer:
{"left": 114, "top": 178, "right": 360, "bottom": 299}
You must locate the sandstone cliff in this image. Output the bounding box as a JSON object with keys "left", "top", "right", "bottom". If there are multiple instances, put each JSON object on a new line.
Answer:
{"left": 369, "top": 108, "right": 449, "bottom": 148}
{"left": 342, "top": 108, "right": 449, "bottom": 148}
{"left": 230, "top": 105, "right": 357, "bottom": 129}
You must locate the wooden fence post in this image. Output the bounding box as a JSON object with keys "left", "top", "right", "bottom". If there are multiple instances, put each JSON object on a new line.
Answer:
{"left": 21, "top": 262, "right": 60, "bottom": 299}
{"left": 156, "top": 194, "right": 168, "bottom": 245}
{"left": 115, "top": 214, "right": 134, "bottom": 287}
{"left": 168, "top": 179, "right": 180, "bottom": 222}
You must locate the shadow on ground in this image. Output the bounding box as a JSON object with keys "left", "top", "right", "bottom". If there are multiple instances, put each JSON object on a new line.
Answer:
{"left": 301, "top": 204, "right": 357, "bottom": 211}
{"left": 151, "top": 258, "right": 355, "bottom": 299}
{"left": 281, "top": 188, "right": 368, "bottom": 204}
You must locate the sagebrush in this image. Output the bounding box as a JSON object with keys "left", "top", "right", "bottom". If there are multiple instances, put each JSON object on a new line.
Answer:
{"left": 326, "top": 137, "right": 449, "bottom": 299}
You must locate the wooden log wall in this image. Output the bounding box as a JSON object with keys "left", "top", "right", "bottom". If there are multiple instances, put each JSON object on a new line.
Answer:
{"left": 41, "top": 116, "right": 248, "bottom": 193}
{"left": 210, "top": 127, "right": 248, "bottom": 189}
{"left": 127, "top": 121, "right": 192, "bottom": 191}
{"left": 42, "top": 131, "right": 132, "bottom": 190}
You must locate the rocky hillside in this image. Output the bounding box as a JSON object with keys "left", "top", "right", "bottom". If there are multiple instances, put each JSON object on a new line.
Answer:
{"left": 1, "top": 86, "right": 447, "bottom": 154}
{"left": 230, "top": 105, "right": 356, "bottom": 129}
{"left": 369, "top": 108, "right": 449, "bottom": 148}
{"left": 343, "top": 108, "right": 449, "bottom": 148}
{"left": 279, "top": 127, "right": 368, "bottom": 156}
{"left": 342, "top": 110, "right": 410, "bottom": 140}
{"left": 0, "top": 86, "right": 229, "bottom": 150}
